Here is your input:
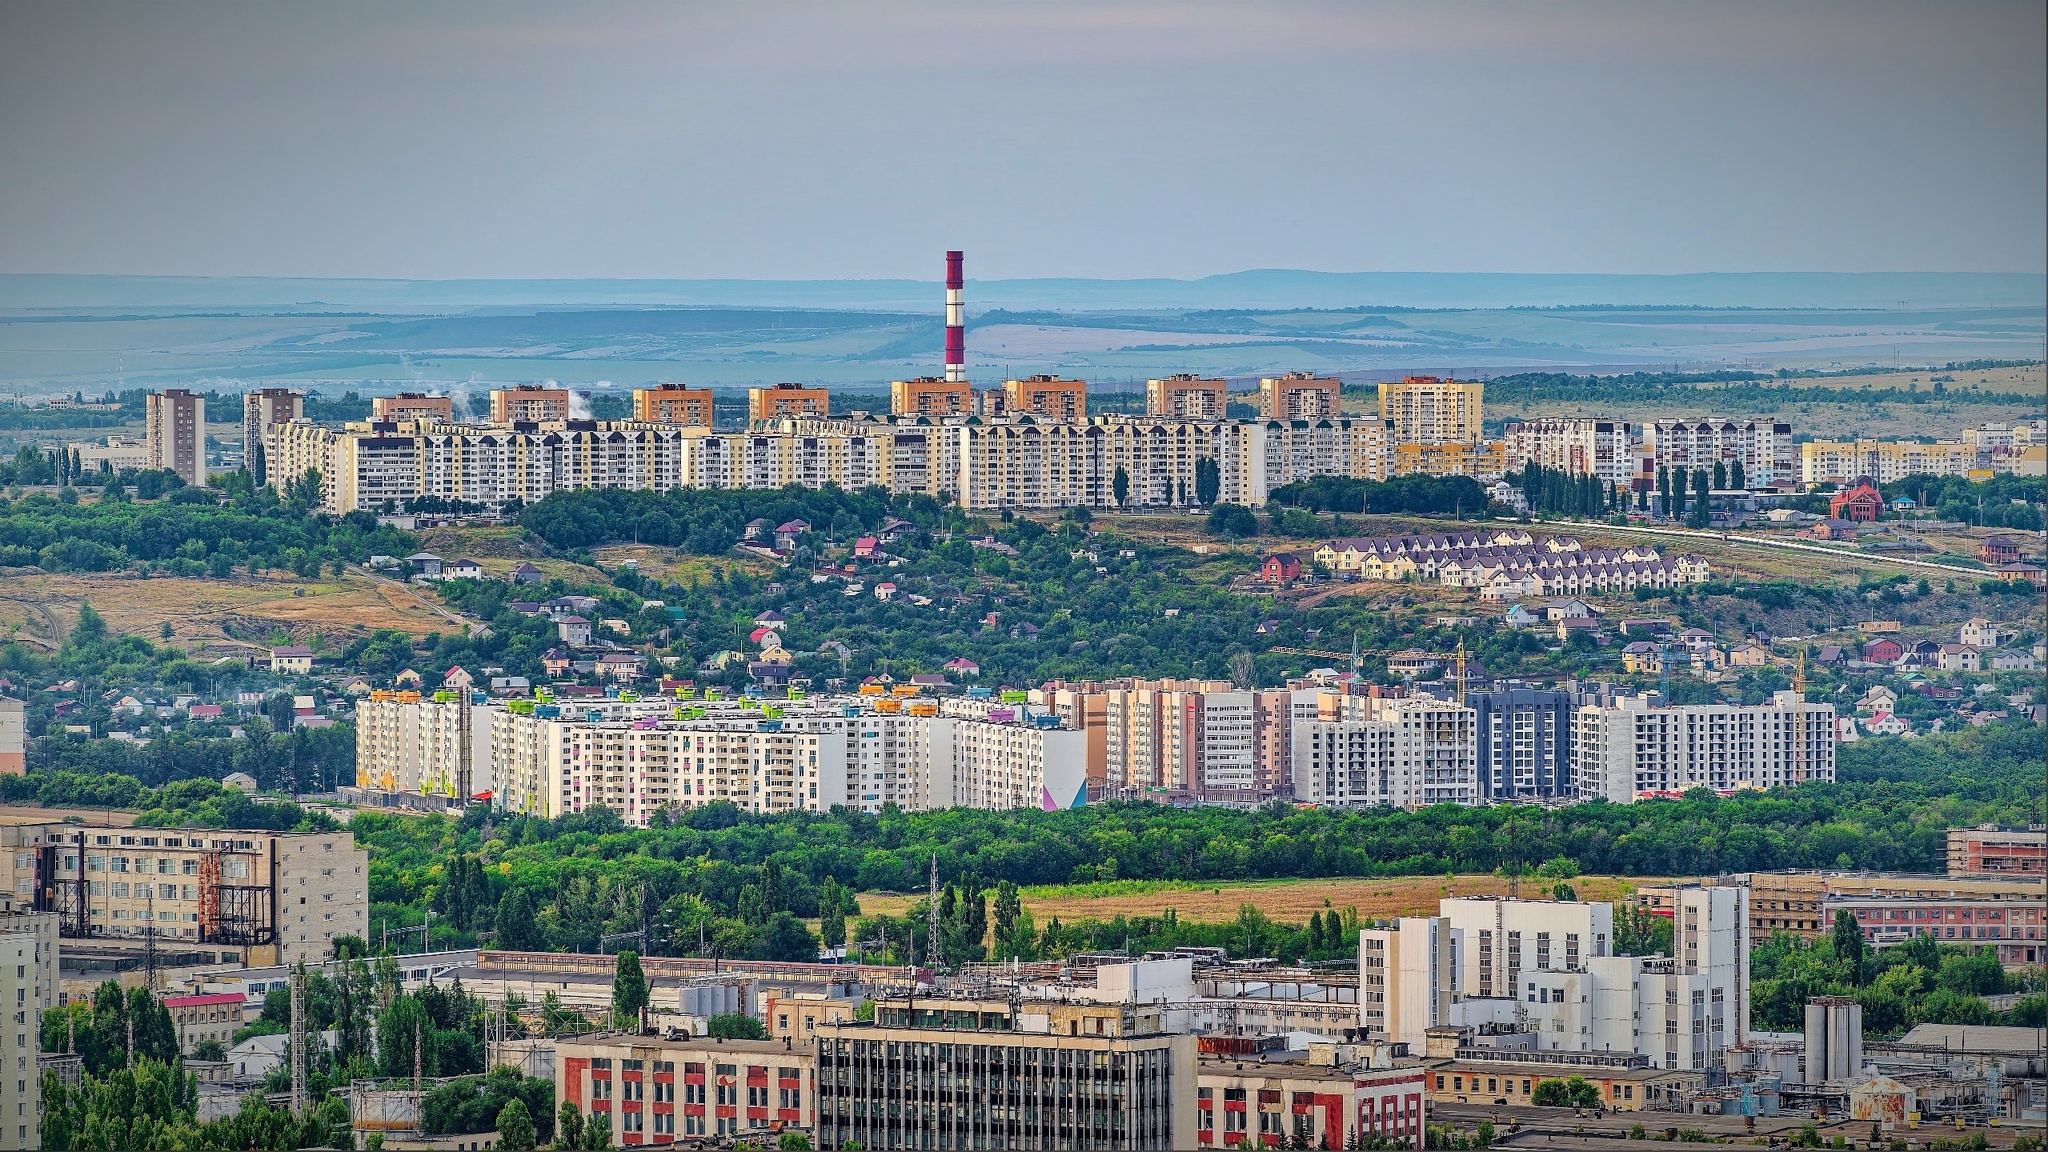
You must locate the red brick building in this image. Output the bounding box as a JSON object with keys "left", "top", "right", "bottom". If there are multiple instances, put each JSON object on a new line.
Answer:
{"left": 1948, "top": 824, "right": 2046, "bottom": 879}
{"left": 1828, "top": 481, "right": 1883, "bottom": 522}
{"left": 1261, "top": 552, "right": 1305, "bottom": 584}
{"left": 1197, "top": 1058, "right": 1427, "bottom": 1150}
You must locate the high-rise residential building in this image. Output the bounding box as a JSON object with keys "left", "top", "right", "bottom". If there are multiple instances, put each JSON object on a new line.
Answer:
{"left": 1571, "top": 692, "right": 1835, "bottom": 803}
{"left": 1644, "top": 418, "right": 1794, "bottom": 489}
{"left": 815, "top": 996, "right": 1196, "bottom": 1152}
{"left": 890, "top": 376, "right": 973, "bottom": 418}
{"left": 1003, "top": 374, "right": 1087, "bottom": 421}
{"left": 633, "top": 383, "right": 717, "bottom": 427}
{"left": 490, "top": 385, "right": 574, "bottom": 424}
{"left": 354, "top": 690, "right": 492, "bottom": 804}
{"left": 1389, "top": 440, "right": 1508, "bottom": 479}
{"left": 0, "top": 913, "right": 56, "bottom": 1151}
{"left": 1147, "top": 375, "right": 1229, "bottom": 419}
{"left": 370, "top": 392, "right": 455, "bottom": 423}
{"left": 1378, "top": 376, "right": 1483, "bottom": 446}
{"left": 0, "top": 698, "right": 20, "bottom": 776}
{"left": 748, "top": 383, "right": 830, "bottom": 423}
{"left": 1099, "top": 679, "right": 1264, "bottom": 797}
{"left": 1470, "top": 688, "right": 1573, "bottom": 800}
{"left": 144, "top": 388, "right": 207, "bottom": 487}
{"left": 0, "top": 824, "right": 366, "bottom": 967}
{"left": 1259, "top": 372, "right": 1342, "bottom": 421}
{"left": 1032, "top": 682, "right": 1111, "bottom": 793}
{"left": 240, "top": 388, "right": 303, "bottom": 486}
{"left": 1289, "top": 695, "right": 1479, "bottom": 809}
{"left": 1500, "top": 418, "right": 1643, "bottom": 487}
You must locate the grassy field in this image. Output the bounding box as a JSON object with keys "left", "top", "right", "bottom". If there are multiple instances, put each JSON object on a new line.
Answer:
{"left": 857, "top": 873, "right": 1661, "bottom": 926}
{"left": 0, "top": 570, "right": 459, "bottom": 654}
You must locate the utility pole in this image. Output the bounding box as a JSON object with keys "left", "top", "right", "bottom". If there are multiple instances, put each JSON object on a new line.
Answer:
{"left": 924, "top": 854, "right": 942, "bottom": 974}
{"left": 290, "top": 963, "right": 309, "bottom": 1118}
{"left": 413, "top": 1015, "right": 423, "bottom": 1097}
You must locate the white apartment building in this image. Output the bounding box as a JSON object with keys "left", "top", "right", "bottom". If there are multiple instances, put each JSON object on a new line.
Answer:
{"left": 1500, "top": 419, "right": 1643, "bottom": 487}
{"left": 1644, "top": 418, "right": 1794, "bottom": 488}
{"left": 1570, "top": 692, "right": 1835, "bottom": 803}
{"left": 1290, "top": 696, "right": 1479, "bottom": 809}
{"left": 354, "top": 690, "right": 492, "bottom": 801}
{"left": 270, "top": 412, "right": 1391, "bottom": 515}
{"left": 1361, "top": 891, "right": 1746, "bottom": 1072}
{"left": 479, "top": 696, "right": 1085, "bottom": 824}
{"left": 0, "top": 914, "right": 55, "bottom": 1151}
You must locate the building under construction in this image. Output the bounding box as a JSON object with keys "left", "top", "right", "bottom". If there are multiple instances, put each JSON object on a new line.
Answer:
{"left": 0, "top": 815, "right": 366, "bottom": 968}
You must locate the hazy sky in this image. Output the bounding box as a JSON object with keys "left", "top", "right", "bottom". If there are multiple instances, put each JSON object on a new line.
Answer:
{"left": 1, "top": 1, "right": 2042, "bottom": 280}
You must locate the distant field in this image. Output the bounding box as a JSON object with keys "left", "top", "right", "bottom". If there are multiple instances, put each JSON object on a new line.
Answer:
{"left": 0, "top": 570, "right": 458, "bottom": 653}
{"left": 857, "top": 873, "right": 1660, "bottom": 925}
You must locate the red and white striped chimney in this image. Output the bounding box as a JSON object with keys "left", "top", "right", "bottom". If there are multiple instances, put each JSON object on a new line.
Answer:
{"left": 944, "top": 250, "right": 966, "bottom": 383}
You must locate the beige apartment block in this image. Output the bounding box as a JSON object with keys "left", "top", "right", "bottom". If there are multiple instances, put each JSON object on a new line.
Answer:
{"left": 490, "top": 385, "right": 573, "bottom": 424}
{"left": 1003, "top": 374, "right": 1087, "bottom": 421}
{"left": 240, "top": 388, "right": 303, "bottom": 486}
{"left": 1260, "top": 372, "right": 1343, "bottom": 421}
{"left": 1147, "top": 374, "right": 1229, "bottom": 419}
{"left": 634, "top": 384, "right": 717, "bottom": 427}
{"left": 0, "top": 915, "right": 55, "bottom": 1151}
{"left": 748, "top": 383, "right": 830, "bottom": 422}
{"left": 1378, "top": 375, "right": 1483, "bottom": 445}
{"left": 144, "top": 388, "right": 207, "bottom": 487}
{"left": 0, "top": 823, "right": 366, "bottom": 968}
{"left": 890, "top": 377, "right": 973, "bottom": 417}
{"left": 371, "top": 392, "right": 455, "bottom": 423}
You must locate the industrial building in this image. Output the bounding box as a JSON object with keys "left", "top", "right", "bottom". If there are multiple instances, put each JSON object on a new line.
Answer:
{"left": 0, "top": 820, "right": 367, "bottom": 968}
{"left": 1947, "top": 824, "right": 2046, "bottom": 878}
{"left": 555, "top": 1033, "right": 814, "bottom": 1144}
{"left": 815, "top": 995, "right": 1196, "bottom": 1152}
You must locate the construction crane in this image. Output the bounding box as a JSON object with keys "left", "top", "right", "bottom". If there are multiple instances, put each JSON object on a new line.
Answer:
{"left": 1266, "top": 638, "right": 1477, "bottom": 704}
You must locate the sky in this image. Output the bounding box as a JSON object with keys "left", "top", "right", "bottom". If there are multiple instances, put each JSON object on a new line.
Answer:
{"left": 0, "top": 1, "right": 2042, "bottom": 281}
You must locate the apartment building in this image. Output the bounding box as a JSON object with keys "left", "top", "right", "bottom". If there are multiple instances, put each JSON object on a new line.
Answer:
{"left": 1570, "top": 692, "right": 1835, "bottom": 803}
{"left": 1470, "top": 688, "right": 1573, "bottom": 800}
{"left": 749, "top": 383, "right": 830, "bottom": 422}
{"left": 1031, "top": 683, "right": 1111, "bottom": 792}
{"left": 632, "top": 383, "right": 716, "bottom": 427}
{"left": 557, "top": 1033, "right": 814, "bottom": 1144}
{"left": 165, "top": 992, "right": 247, "bottom": 1054}
{"left": 815, "top": 997, "right": 1196, "bottom": 1152}
{"left": 144, "top": 388, "right": 207, "bottom": 487}
{"left": 370, "top": 392, "right": 454, "bottom": 423}
{"left": 1290, "top": 695, "right": 1480, "bottom": 809}
{"left": 239, "top": 388, "right": 303, "bottom": 486}
{"left": 1500, "top": 418, "right": 1643, "bottom": 487}
{"left": 0, "top": 914, "right": 55, "bottom": 1151}
{"left": 1379, "top": 376, "right": 1483, "bottom": 446}
{"left": 1390, "top": 441, "right": 1508, "bottom": 479}
{"left": 1800, "top": 438, "right": 1979, "bottom": 486}
{"left": 1260, "top": 373, "right": 1342, "bottom": 421}
{"left": 1003, "top": 374, "right": 1087, "bottom": 421}
{"left": 1099, "top": 678, "right": 1262, "bottom": 796}
{"left": 1947, "top": 824, "right": 2046, "bottom": 878}
{"left": 891, "top": 376, "right": 973, "bottom": 418}
{"left": 930, "top": 713, "right": 1089, "bottom": 811}
{"left": 354, "top": 690, "right": 492, "bottom": 802}
{"left": 0, "top": 823, "right": 366, "bottom": 967}
{"left": 0, "top": 699, "right": 20, "bottom": 776}
{"left": 1644, "top": 418, "right": 1794, "bottom": 488}
{"left": 490, "top": 385, "right": 573, "bottom": 424}
{"left": 1147, "top": 375, "right": 1229, "bottom": 420}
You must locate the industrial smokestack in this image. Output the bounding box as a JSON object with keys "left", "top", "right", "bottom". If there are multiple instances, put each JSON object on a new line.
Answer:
{"left": 944, "top": 250, "right": 966, "bottom": 384}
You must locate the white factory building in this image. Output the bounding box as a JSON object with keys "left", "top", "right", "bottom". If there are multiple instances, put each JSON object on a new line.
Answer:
{"left": 1359, "top": 888, "right": 1748, "bottom": 1073}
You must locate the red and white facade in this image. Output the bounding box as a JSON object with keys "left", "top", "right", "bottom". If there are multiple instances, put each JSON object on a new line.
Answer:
{"left": 1196, "top": 1060, "right": 1426, "bottom": 1150}
{"left": 945, "top": 250, "right": 966, "bottom": 383}
{"left": 557, "top": 1035, "right": 815, "bottom": 1145}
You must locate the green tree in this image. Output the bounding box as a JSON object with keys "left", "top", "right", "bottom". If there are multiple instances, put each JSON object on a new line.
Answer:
{"left": 1112, "top": 466, "right": 1130, "bottom": 508}
{"left": 496, "top": 888, "right": 541, "bottom": 951}
{"left": 818, "top": 876, "right": 846, "bottom": 953}
{"left": 706, "top": 1013, "right": 767, "bottom": 1040}
{"left": 1831, "top": 910, "right": 1866, "bottom": 985}
{"left": 1194, "top": 458, "right": 1221, "bottom": 506}
{"left": 497, "top": 1098, "right": 537, "bottom": 1152}
{"left": 612, "top": 952, "right": 648, "bottom": 1024}
{"left": 556, "top": 1099, "right": 584, "bottom": 1150}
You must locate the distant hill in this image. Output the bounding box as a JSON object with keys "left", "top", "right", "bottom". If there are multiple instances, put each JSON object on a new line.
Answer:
{"left": 2, "top": 270, "right": 2041, "bottom": 312}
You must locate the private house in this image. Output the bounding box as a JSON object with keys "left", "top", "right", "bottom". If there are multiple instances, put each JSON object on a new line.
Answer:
{"left": 1260, "top": 553, "right": 1304, "bottom": 584}
{"left": 269, "top": 646, "right": 314, "bottom": 675}
{"left": 509, "top": 561, "right": 545, "bottom": 585}
{"left": 556, "top": 616, "right": 593, "bottom": 647}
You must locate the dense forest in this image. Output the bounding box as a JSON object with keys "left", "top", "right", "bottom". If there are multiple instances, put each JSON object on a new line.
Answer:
{"left": 0, "top": 471, "right": 413, "bottom": 574}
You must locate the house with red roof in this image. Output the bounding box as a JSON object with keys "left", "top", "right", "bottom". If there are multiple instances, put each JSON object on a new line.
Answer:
{"left": 1828, "top": 481, "right": 1883, "bottom": 523}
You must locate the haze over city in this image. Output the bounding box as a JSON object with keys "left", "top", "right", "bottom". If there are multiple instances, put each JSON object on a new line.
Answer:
{"left": 2, "top": 1, "right": 2044, "bottom": 282}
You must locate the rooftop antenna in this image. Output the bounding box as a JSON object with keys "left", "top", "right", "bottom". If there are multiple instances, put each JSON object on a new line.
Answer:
{"left": 924, "top": 854, "right": 943, "bottom": 974}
